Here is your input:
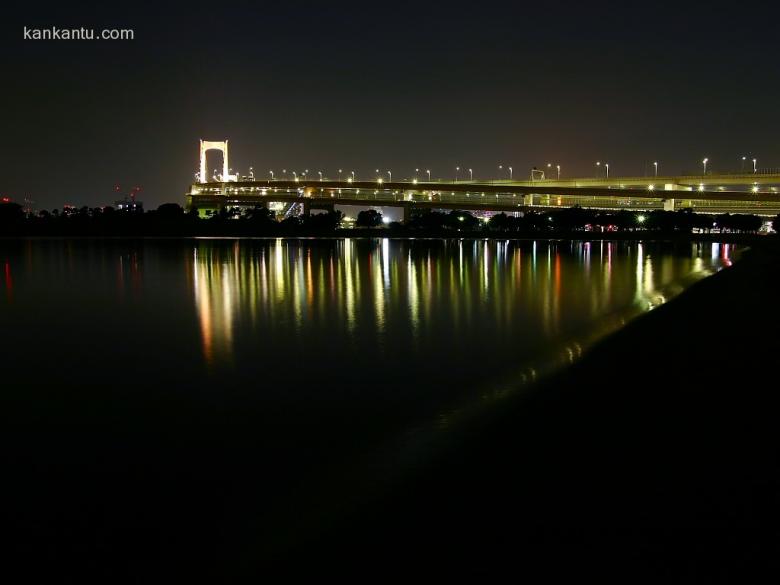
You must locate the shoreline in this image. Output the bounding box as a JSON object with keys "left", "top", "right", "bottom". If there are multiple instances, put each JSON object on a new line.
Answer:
{"left": 0, "top": 232, "right": 773, "bottom": 245}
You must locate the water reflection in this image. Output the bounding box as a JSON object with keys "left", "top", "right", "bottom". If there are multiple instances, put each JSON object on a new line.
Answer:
{"left": 188, "top": 239, "right": 737, "bottom": 368}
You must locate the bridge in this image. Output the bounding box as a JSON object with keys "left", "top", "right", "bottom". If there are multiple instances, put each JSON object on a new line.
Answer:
{"left": 187, "top": 141, "right": 780, "bottom": 218}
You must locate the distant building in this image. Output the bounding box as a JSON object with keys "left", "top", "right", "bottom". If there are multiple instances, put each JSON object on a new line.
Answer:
{"left": 115, "top": 198, "right": 144, "bottom": 213}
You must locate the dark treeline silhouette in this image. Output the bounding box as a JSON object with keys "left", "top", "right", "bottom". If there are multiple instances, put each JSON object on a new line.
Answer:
{"left": 0, "top": 201, "right": 776, "bottom": 237}
{"left": 356, "top": 209, "right": 383, "bottom": 228}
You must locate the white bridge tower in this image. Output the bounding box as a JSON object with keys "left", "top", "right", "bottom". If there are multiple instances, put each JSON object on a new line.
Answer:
{"left": 199, "top": 139, "right": 236, "bottom": 183}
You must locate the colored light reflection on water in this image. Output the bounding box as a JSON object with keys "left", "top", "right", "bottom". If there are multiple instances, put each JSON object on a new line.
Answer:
{"left": 0, "top": 237, "right": 738, "bottom": 566}
{"left": 0, "top": 239, "right": 737, "bottom": 397}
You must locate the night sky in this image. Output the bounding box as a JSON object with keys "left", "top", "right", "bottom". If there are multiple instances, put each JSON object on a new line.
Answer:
{"left": 2, "top": 1, "right": 779, "bottom": 209}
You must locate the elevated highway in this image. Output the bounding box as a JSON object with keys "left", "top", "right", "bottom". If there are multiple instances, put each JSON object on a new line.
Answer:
{"left": 187, "top": 178, "right": 780, "bottom": 217}
{"left": 491, "top": 171, "right": 780, "bottom": 189}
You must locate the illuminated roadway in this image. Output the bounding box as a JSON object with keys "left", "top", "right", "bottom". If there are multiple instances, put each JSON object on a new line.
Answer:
{"left": 186, "top": 175, "right": 780, "bottom": 217}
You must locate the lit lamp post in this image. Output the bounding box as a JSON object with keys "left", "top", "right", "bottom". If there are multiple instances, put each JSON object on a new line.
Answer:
{"left": 249, "top": 166, "right": 254, "bottom": 180}
{"left": 741, "top": 156, "right": 747, "bottom": 173}
{"left": 318, "top": 171, "right": 323, "bottom": 181}
{"left": 455, "top": 166, "right": 460, "bottom": 182}
{"left": 596, "top": 161, "right": 601, "bottom": 177}
{"left": 387, "top": 170, "right": 392, "bottom": 182}
{"left": 270, "top": 170, "right": 274, "bottom": 180}
{"left": 702, "top": 158, "right": 708, "bottom": 175}
{"left": 753, "top": 158, "right": 757, "bottom": 173}
{"left": 556, "top": 164, "right": 561, "bottom": 179}
{"left": 653, "top": 161, "right": 658, "bottom": 177}
{"left": 351, "top": 171, "right": 355, "bottom": 182}
{"left": 468, "top": 168, "right": 473, "bottom": 181}
{"left": 338, "top": 169, "right": 343, "bottom": 181}
{"left": 509, "top": 166, "right": 513, "bottom": 180}
{"left": 426, "top": 169, "right": 431, "bottom": 181}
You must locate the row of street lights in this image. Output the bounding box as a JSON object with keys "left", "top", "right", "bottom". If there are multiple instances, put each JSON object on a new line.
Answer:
{"left": 246, "top": 157, "right": 762, "bottom": 183}
{"left": 592, "top": 157, "right": 760, "bottom": 178}
{"left": 257, "top": 166, "right": 517, "bottom": 182}
{"left": 703, "top": 157, "right": 756, "bottom": 175}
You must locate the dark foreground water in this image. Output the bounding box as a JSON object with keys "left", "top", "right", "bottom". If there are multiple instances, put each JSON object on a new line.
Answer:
{"left": 0, "top": 238, "right": 737, "bottom": 578}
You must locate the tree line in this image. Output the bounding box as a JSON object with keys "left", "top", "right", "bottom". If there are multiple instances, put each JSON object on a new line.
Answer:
{"left": 0, "top": 201, "right": 777, "bottom": 237}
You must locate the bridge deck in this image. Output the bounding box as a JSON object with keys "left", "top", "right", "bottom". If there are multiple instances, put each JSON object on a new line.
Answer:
{"left": 186, "top": 180, "right": 780, "bottom": 215}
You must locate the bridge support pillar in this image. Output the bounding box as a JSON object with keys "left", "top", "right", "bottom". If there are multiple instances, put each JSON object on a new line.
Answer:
{"left": 523, "top": 194, "right": 534, "bottom": 206}
{"left": 663, "top": 198, "right": 675, "bottom": 212}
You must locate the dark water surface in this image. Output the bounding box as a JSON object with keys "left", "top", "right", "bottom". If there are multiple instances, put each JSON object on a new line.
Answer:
{"left": 0, "top": 238, "right": 737, "bottom": 577}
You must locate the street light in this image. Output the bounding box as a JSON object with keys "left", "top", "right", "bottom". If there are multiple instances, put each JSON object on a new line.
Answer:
{"left": 468, "top": 168, "right": 473, "bottom": 181}
{"left": 338, "top": 169, "right": 343, "bottom": 181}
{"left": 455, "top": 166, "right": 460, "bottom": 182}
{"left": 249, "top": 166, "right": 254, "bottom": 180}
{"left": 596, "top": 161, "right": 601, "bottom": 178}
{"left": 426, "top": 169, "right": 431, "bottom": 181}
{"left": 387, "top": 170, "right": 392, "bottom": 182}
{"left": 753, "top": 158, "right": 757, "bottom": 173}
{"left": 605, "top": 163, "right": 610, "bottom": 178}
{"left": 702, "top": 158, "right": 708, "bottom": 175}
{"left": 741, "top": 156, "right": 747, "bottom": 173}
{"left": 556, "top": 164, "right": 561, "bottom": 180}
{"left": 270, "top": 170, "right": 274, "bottom": 180}
{"left": 318, "top": 171, "right": 323, "bottom": 181}
{"left": 509, "top": 166, "right": 513, "bottom": 180}
{"left": 653, "top": 161, "right": 658, "bottom": 177}
{"left": 351, "top": 171, "right": 355, "bottom": 182}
